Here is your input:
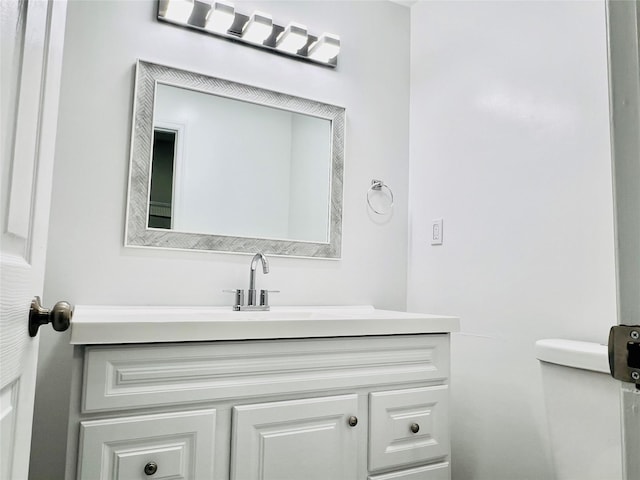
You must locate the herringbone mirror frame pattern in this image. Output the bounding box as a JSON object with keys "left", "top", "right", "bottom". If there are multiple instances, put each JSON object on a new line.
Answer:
{"left": 125, "top": 60, "right": 345, "bottom": 258}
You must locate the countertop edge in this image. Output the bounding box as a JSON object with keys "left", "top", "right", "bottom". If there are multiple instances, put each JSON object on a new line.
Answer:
{"left": 69, "top": 305, "right": 460, "bottom": 345}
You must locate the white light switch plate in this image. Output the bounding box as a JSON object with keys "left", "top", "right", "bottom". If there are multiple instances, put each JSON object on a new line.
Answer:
{"left": 431, "top": 218, "right": 443, "bottom": 245}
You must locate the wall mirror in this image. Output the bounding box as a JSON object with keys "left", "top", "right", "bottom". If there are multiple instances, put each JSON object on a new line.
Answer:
{"left": 126, "top": 60, "right": 345, "bottom": 258}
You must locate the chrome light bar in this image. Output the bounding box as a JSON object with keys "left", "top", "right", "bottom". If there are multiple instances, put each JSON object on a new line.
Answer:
{"left": 157, "top": 0, "right": 340, "bottom": 68}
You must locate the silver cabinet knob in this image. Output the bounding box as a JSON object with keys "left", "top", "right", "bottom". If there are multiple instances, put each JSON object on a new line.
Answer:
{"left": 410, "top": 423, "right": 420, "bottom": 434}
{"left": 348, "top": 416, "right": 358, "bottom": 427}
{"left": 144, "top": 462, "right": 158, "bottom": 475}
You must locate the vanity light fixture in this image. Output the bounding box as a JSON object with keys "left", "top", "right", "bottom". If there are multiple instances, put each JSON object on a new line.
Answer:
{"left": 241, "top": 11, "right": 273, "bottom": 44}
{"left": 275, "top": 23, "right": 308, "bottom": 54}
{"left": 161, "top": 0, "right": 194, "bottom": 23}
{"left": 204, "top": 1, "right": 235, "bottom": 34}
{"left": 156, "top": 0, "right": 339, "bottom": 67}
{"left": 308, "top": 33, "right": 341, "bottom": 63}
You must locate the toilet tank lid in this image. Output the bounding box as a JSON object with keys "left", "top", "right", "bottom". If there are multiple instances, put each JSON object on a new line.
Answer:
{"left": 535, "top": 338, "right": 610, "bottom": 374}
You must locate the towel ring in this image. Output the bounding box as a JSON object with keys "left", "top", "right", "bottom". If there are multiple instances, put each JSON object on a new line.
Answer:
{"left": 367, "top": 179, "right": 394, "bottom": 215}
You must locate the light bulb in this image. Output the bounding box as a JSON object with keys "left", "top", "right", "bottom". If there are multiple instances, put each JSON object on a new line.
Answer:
{"left": 276, "top": 23, "right": 308, "bottom": 54}
{"left": 205, "top": 1, "right": 235, "bottom": 34}
{"left": 242, "top": 11, "right": 273, "bottom": 44}
{"left": 162, "top": 0, "right": 194, "bottom": 23}
{"left": 308, "top": 33, "right": 340, "bottom": 63}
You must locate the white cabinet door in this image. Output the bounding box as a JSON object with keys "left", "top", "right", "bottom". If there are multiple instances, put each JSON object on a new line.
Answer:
{"left": 231, "top": 394, "right": 359, "bottom": 480}
{"left": 77, "top": 410, "right": 216, "bottom": 480}
{"left": 369, "top": 386, "right": 449, "bottom": 472}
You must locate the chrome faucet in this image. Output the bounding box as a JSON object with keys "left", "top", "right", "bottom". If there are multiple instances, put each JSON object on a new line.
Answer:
{"left": 247, "top": 252, "right": 269, "bottom": 307}
{"left": 226, "top": 253, "right": 276, "bottom": 311}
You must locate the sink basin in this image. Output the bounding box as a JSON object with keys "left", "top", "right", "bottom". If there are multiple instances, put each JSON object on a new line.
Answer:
{"left": 70, "top": 305, "right": 459, "bottom": 345}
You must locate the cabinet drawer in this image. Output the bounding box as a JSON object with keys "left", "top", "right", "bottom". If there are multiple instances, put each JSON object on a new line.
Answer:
{"left": 368, "top": 462, "right": 450, "bottom": 480}
{"left": 77, "top": 409, "right": 216, "bottom": 480}
{"left": 369, "top": 386, "right": 449, "bottom": 472}
{"left": 231, "top": 394, "right": 359, "bottom": 480}
{"left": 82, "top": 335, "right": 449, "bottom": 412}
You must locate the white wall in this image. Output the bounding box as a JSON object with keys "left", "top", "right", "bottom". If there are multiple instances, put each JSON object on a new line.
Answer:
{"left": 30, "top": 2, "right": 410, "bottom": 479}
{"left": 408, "top": 1, "right": 617, "bottom": 479}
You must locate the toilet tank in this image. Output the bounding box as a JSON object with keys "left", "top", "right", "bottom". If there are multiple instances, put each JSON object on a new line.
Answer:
{"left": 536, "top": 339, "right": 622, "bottom": 480}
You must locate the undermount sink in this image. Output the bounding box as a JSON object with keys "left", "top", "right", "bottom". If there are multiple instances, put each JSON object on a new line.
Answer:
{"left": 69, "top": 305, "right": 460, "bottom": 345}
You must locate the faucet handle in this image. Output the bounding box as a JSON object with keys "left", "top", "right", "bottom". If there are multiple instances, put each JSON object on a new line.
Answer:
{"left": 223, "top": 289, "right": 245, "bottom": 309}
{"left": 259, "top": 289, "right": 280, "bottom": 307}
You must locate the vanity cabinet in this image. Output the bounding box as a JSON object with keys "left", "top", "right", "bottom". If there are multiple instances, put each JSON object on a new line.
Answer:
{"left": 65, "top": 334, "right": 452, "bottom": 480}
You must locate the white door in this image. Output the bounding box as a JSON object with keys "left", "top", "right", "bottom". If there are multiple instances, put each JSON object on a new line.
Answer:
{"left": 0, "top": 1, "right": 67, "bottom": 479}
{"left": 606, "top": 1, "right": 640, "bottom": 479}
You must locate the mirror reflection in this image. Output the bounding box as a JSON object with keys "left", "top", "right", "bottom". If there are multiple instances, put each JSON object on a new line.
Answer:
{"left": 148, "top": 84, "right": 332, "bottom": 243}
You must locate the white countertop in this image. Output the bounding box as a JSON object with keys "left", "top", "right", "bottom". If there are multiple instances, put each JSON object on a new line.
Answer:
{"left": 69, "top": 305, "right": 460, "bottom": 344}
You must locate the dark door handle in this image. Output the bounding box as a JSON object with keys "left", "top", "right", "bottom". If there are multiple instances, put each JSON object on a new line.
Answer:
{"left": 29, "top": 296, "right": 72, "bottom": 337}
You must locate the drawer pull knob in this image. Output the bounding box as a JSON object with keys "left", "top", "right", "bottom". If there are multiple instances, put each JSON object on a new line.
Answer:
{"left": 410, "top": 423, "right": 420, "bottom": 434}
{"left": 144, "top": 462, "right": 158, "bottom": 475}
{"left": 348, "top": 416, "right": 358, "bottom": 427}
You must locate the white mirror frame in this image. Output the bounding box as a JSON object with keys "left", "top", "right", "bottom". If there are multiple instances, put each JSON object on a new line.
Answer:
{"left": 125, "top": 60, "right": 345, "bottom": 258}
